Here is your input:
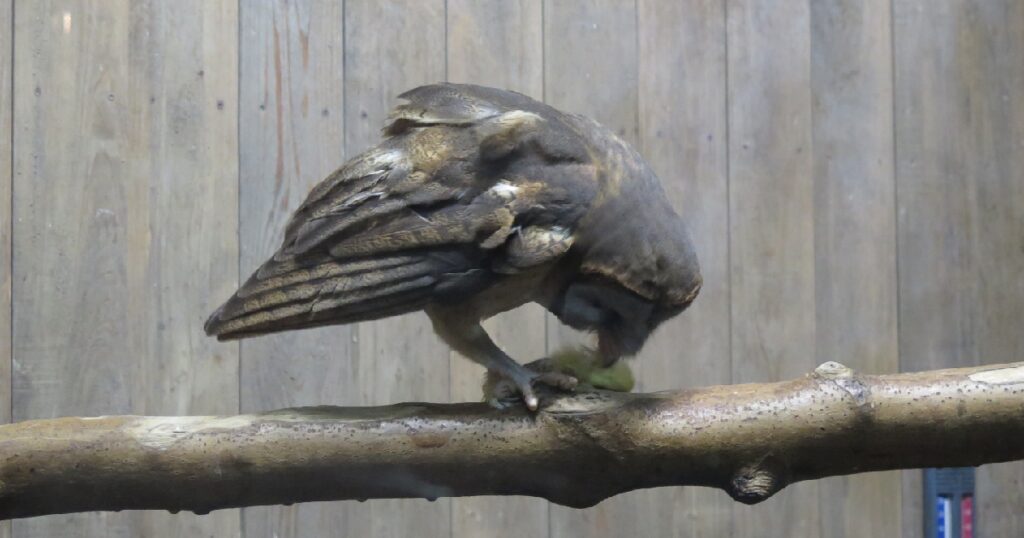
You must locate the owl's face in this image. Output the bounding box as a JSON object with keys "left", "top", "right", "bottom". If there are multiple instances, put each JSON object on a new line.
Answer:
{"left": 550, "top": 276, "right": 693, "bottom": 366}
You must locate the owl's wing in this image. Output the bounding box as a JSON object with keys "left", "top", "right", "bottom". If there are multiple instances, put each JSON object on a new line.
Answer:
{"left": 205, "top": 84, "right": 597, "bottom": 340}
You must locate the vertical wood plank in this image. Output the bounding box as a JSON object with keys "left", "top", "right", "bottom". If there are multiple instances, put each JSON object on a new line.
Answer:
{"left": 636, "top": 0, "right": 734, "bottom": 536}
{"left": 727, "top": 1, "right": 819, "bottom": 536}
{"left": 237, "top": 2, "right": 353, "bottom": 537}
{"left": 446, "top": 1, "right": 548, "bottom": 535}
{"left": 894, "top": 1, "right": 1024, "bottom": 536}
{"left": 12, "top": 1, "right": 240, "bottom": 536}
{"left": 344, "top": 2, "right": 451, "bottom": 537}
{"left": 979, "top": 463, "right": 1024, "bottom": 538}
{"left": 543, "top": 0, "right": 638, "bottom": 389}
{"left": 0, "top": 1, "right": 10, "bottom": 535}
{"left": 960, "top": 2, "right": 1024, "bottom": 527}
{"left": 134, "top": 7, "right": 240, "bottom": 537}
{"left": 810, "top": 1, "right": 902, "bottom": 537}
{"left": 543, "top": 1, "right": 639, "bottom": 537}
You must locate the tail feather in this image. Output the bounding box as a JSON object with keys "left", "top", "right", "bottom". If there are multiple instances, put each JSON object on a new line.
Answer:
{"left": 204, "top": 256, "right": 442, "bottom": 340}
{"left": 214, "top": 257, "right": 435, "bottom": 322}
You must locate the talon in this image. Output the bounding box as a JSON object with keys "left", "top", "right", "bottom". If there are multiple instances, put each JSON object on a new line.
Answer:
{"left": 512, "top": 374, "right": 540, "bottom": 411}
{"left": 482, "top": 358, "right": 578, "bottom": 411}
{"left": 524, "top": 392, "right": 539, "bottom": 411}
{"left": 514, "top": 371, "right": 577, "bottom": 411}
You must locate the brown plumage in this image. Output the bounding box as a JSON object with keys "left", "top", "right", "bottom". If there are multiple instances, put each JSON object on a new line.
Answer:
{"left": 205, "top": 83, "right": 701, "bottom": 410}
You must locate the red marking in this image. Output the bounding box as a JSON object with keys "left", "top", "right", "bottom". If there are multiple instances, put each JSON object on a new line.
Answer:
{"left": 961, "top": 495, "right": 973, "bottom": 538}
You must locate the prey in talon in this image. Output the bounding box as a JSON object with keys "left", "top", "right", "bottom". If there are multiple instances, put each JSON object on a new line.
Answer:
{"left": 483, "top": 346, "right": 637, "bottom": 409}
{"left": 204, "top": 84, "right": 701, "bottom": 411}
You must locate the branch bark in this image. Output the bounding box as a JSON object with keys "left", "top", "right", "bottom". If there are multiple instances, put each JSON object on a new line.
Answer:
{"left": 1, "top": 361, "right": 1022, "bottom": 519}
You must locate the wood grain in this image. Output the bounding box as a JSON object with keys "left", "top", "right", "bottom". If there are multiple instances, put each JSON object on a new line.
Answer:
{"left": 542, "top": 0, "right": 638, "bottom": 392}
{"left": 894, "top": 1, "right": 1024, "bottom": 536}
{"left": 236, "top": 1, "right": 355, "bottom": 537}
{"left": 11, "top": 1, "right": 240, "bottom": 536}
{"left": 809, "top": 1, "right": 901, "bottom": 536}
{"left": 542, "top": 1, "right": 641, "bottom": 537}
{"left": 3, "top": 1, "right": 1023, "bottom": 535}
{"left": 636, "top": 0, "right": 734, "bottom": 535}
{"left": 0, "top": 1, "right": 10, "bottom": 536}
{"left": 446, "top": 1, "right": 548, "bottom": 535}
{"left": 4, "top": 360, "right": 1024, "bottom": 521}
{"left": 344, "top": 1, "right": 451, "bottom": 536}
{"left": 726, "top": 1, "right": 819, "bottom": 536}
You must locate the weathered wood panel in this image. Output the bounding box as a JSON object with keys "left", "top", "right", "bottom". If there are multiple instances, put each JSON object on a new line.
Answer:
{"left": 3, "top": 2, "right": 1023, "bottom": 535}
{"left": 809, "top": 1, "right": 901, "bottom": 537}
{"left": 237, "top": 1, "right": 353, "bottom": 537}
{"left": 0, "top": 2, "right": 11, "bottom": 536}
{"left": 344, "top": 2, "right": 451, "bottom": 537}
{"left": 446, "top": 1, "right": 548, "bottom": 535}
{"left": 726, "top": 1, "right": 819, "bottom": 536}
{"left": 894, "top": 1, "right": 1024, "bottom": 536}
{"left": 11, "top": 1, "right": 239, "bottom": 536}
{"left": 952, "top": 0, "right": 1024, "bottom": 524}
{"left": 636, "top": 0, "right": 734, "bottom": 536}
{"left": 543, "top": 1, "right": 641, "bottom": 537}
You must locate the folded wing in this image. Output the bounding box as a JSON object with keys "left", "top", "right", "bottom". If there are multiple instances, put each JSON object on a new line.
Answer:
{"left": 205, "top": 84, "right": 597, "bottom": 340}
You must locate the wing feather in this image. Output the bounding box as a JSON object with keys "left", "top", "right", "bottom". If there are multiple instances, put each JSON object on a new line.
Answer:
{"left": 206, "top": 83, "right": 598, "bottom": 340}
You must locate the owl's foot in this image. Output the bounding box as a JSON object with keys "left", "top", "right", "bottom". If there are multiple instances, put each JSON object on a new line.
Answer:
{"left": 486, "top": 359, "right": 578, "bottom": 411}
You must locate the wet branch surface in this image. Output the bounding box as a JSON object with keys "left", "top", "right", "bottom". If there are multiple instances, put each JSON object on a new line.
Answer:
{"left": 1, "top": 361, "right": 1023, "bottom": 519}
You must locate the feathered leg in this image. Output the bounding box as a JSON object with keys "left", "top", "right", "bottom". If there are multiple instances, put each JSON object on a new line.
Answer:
{"left": 427, "top": 307, "right": 576, "bottom": 411}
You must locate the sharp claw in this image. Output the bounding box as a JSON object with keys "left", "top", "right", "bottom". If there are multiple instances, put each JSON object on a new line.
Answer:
{"left": 515, "top": 377, "right": 539, "bottom": 411}
{"left": 524, "top": 394, "right": 539, "bottom": 411}
{"left": 486, "top": 361, "right": 579, "bottom": 411}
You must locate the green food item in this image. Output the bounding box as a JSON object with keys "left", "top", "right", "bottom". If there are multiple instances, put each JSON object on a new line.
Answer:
{"left": 549, "top": 346, "right": 635, "bottom": 393}
{"left": 481, "top": 346, "right": 636, "bottom": 404}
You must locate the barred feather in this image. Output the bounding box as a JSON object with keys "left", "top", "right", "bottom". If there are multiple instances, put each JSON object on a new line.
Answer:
{"left": 206, "top": 83, "right": 604, "bottom": 341}
{"left": 205, "top": 256, "right": 455, "bottom": 340}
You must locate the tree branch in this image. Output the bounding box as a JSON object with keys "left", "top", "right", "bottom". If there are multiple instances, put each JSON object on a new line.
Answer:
{"left": 1, "top": 361, "right": 1022, "bottom": 519}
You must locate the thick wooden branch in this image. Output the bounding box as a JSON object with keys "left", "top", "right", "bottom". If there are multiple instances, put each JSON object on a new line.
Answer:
{"left": 1, "top": 361, "right": 1022, "bottom": 519}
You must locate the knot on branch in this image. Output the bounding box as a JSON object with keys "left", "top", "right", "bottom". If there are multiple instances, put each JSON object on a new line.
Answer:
{"left": 813, "top": 361, "right": 853, "bottom": 379}
{"left": 814, "top": 361, "right": 870, "bottom": 408}
{"left": 728, "top": 456, "right": 788, "bottom": 504}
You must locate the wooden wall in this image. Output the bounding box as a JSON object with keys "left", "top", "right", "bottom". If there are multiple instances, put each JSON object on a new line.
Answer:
{"left": 3, "top": 1, "right": 1021, "bottom": 536}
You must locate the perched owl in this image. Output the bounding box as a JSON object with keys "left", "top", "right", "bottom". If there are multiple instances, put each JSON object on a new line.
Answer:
{"left": 205, "top": 84, "right": 701, "bottom": 410}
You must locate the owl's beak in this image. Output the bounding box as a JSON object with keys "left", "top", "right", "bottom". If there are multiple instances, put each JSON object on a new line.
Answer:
{"left": 598, "top": 328, "right": 623, "bottom": 366}
{"left": 598, "top": 322, "right": 648, "bottom": 366}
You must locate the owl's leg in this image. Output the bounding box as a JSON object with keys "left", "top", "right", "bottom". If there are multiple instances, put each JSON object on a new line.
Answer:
{"left": 483, "top": 358, "right": 580, "bottom": 409}
{"left": 427, "top": 308, "right": 576, "bottom": 411}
